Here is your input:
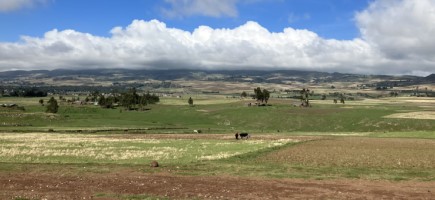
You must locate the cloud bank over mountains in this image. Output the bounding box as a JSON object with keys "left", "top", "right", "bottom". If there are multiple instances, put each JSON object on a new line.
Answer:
{"left": 0, "top": 0, "right": 434, "bottom": 76}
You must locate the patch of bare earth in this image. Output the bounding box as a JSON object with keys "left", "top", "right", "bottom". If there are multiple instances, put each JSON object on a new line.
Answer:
{"left": 1, "top": 171, "right": 434, "bottom": 200}
{"left": 261, "top": 137, "right": 435, "bottom": 168}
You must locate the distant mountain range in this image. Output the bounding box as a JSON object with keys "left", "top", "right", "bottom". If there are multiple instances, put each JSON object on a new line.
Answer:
{"left": 0, "top": 68, "right": 433, "bottom": 86}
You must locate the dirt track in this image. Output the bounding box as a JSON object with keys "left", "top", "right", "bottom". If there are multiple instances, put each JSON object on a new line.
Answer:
{"left": 1, "top": 170, "right": 434, "bottom": 200}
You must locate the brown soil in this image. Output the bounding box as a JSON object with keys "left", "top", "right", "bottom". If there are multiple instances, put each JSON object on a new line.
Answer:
{"left": 261, "top": 137, "right": 435, "bottom": 169}
{"left": 1, "top": 170, "right": 434, "bottom": 200}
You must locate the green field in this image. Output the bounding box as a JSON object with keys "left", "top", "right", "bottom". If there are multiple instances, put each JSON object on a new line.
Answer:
{"left": 1, "top": 96, "right": 434, "bottom": 133}
{"left": 1, "top": 96, "right": 435, "bottom": 199}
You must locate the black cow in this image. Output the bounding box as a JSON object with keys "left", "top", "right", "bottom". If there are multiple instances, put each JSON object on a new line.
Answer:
{"left": 239, "top": 132, "right": 250, "bottom": 139}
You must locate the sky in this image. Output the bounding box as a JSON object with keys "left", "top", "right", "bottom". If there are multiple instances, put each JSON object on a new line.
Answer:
{"left": 0, "top": 0, "right": 434, "bottom": 76}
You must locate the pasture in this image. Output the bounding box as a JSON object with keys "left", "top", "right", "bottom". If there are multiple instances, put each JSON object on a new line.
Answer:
{"left": 1, "top": 96, "right": 434, "bottom": 133}
{"left": 0, "top": 95, "right": 435, "bottom": 199}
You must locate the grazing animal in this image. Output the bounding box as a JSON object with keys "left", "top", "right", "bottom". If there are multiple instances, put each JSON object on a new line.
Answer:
{"left": 239, "top": 132, "right": 250, "bottom": 139}
{"left": 193, "top": 129, "right": 201, "bottom": 134}
{"left": 235, "top": 132, "right": 239, "bottom": 140}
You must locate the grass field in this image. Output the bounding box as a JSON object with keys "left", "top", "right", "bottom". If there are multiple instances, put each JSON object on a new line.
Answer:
{"left": 0, "top": 95, "right": 435, "bottom": 199}
{"left": 1, "top": 96, "right": 434, "bottom": 133}
{"left": 0, "top": 133, "right": 295, "bottom": 165}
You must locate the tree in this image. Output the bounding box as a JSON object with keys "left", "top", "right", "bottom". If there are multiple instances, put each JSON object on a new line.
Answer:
{"left": 116, "top": 89, "right": 159, "bottom": 111}
{"left": 90, "top": 91, "right": 99, "bottom": 102}
{"left": 98, "top": 95, "right": 106, "bottom": 106}
{"left": 144, "top": 91, "right": 159, "bottom": 104}
{"left": 138, "top": 95, "right": 148, "bottom": 111}
{"left": 188, "top": 97, "right": 194, "bottom": 106}
{"left": 39, "top": 99, "right": 44, "bottom": 106}
{"left": 321, "top": 94, "right": 327, "bottom": 100}
{"left": 339, "top": 94, "right": 345, "bottom": 104}
{"left": 46, "top": 97, "right": 59, "bottom": 113}
{"left": 300, "top": 88, "right": 311, "bottom": 107}
{"left": 121, "top": 93, "right": 135, "bottom": 110}
{"left": 241, "top": 91, "right": 248, "bottom": 98}
{"left": 121, "top": 88, "right": 139, "bottom": 110}
{"left": 340, "top": 97, "right": 345, "bottom": 104}
{"left": 98, "top": 95, "right": 116, "bottom": 108}
{"left": 262, "top": 89, "right": 270, "bottom": 104}
{"left": 254, "top": 87, "right": 264, "bottom": 102}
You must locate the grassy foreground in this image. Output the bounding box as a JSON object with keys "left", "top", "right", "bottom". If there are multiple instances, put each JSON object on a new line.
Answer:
{"left": 1, "top": 132, "right": 435, "bottom": 181}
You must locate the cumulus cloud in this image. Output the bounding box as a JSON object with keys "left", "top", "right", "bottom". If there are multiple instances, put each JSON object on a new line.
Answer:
{"left": 0, "top": 20, "right": 380, "bottom": 73}
{"left": 0, "top": 0, "right": 434, "bottom": 75}
{"left": 161, "top": 0, "right": 239, "bottom": 18}
{"left": 355, "top": 0, "right": 435, "bottom": 75}
{"left": 0, "top": 0, "right": 48, "bottom": 12}
{"left": 357, "top": 0, "right": 435, "bottom": 60}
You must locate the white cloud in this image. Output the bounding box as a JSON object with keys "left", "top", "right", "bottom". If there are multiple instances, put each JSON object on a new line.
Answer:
{"left": 354, "top": 0, "right": 435, "bottom": 75}
{"left": 0, "top": 0, "right": 48, "bottom": 12}
{"left": 357, "top": 0, "right": 435, "bottom": 61}
{"left": 0, "top": 0, "right": 434, "bottom": 76}
{"left": 162, "top": 0, "right": 239, "bottom": 18}
{"left": 0, "top": 20, "right": 379, "bottom": 73}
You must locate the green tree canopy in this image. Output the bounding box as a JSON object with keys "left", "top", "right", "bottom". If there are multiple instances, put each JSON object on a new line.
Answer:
{"left": 253, "top": 87, "right": 270, "bottom": 104}
{"left": 254, "top": 87, "right": 264, "bottom": 102}
{"left": 46, "top": 97, "right": 59, "bottom": 113}
{"left": 262, "top": 89, "right": 270, "bottom": 104}
{"left": 241, "top": 91, "right": 248, "bottom": 98}
{"left": 119, "top": 88, "right": 160, "bottom": 110}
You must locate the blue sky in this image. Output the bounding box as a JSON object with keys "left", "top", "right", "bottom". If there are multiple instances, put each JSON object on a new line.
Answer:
{"left": 0, "top": 0, "right": 434, "bottom": 76}
{"left": 1, "top": 0, "right": 369, "bottom": 42}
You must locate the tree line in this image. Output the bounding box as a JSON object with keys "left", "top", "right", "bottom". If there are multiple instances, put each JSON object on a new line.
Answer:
{"left": 2, "top": 88, "right": 47, "bottom": 97}
{"left": 41, "top": 88, "right": 159, "bottom": 113}
{"left": 95, "top": 88, "right": 159, "bottom": 110}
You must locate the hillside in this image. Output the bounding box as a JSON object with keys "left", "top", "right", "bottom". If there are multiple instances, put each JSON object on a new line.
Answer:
{"left": 0, "top": 68, "right": 431, "bottom": 86}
